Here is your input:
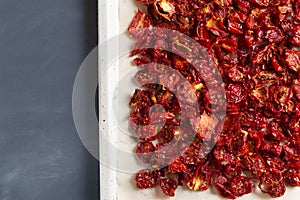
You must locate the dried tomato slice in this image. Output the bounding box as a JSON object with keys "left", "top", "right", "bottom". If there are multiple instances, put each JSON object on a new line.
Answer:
{"left": 168, "top": 157, "right": 188, "bottom": 173}
{"left": 219, "top": 38, "right": 238, "bottom": 53}
{"left": 250, "top": 85, "right": 269, "bottom": 104}
{"left": 226, "top": 83, "right": 245, "bottom": 104}
{"left": 230, "top": 176, "right": 254, "bottom": 197}
{"left": 213, "top": 174, "right": 235, "bottom": 199}
{"left": 260, "top": 141, "right": 282, "bottom": 157}
{"left": 291, "top": 26, "right": 300, "bottom": 46}
{"left": 136, "top": 141, "right": 155, "bottom": 163}
{"left": 293, "top": 79, "right": 300, "bottom": 100}
{"left": 181, "top": 138, "right": 204, "bottom": 165}
{"left": 285, "top": 50, "right": 300, "bottom": 72}
{"left": 214, "top": 146, "right": 238, "bottom": 166}
{"left": 266, "top": 28, "right": 284, "bottom": 44}
{"left": 265, "top": 120, "right": 286, "bottom": 141}
{"left": 228, "top": 65, "right": 247, "bottom": 83}
{"left": 253, "top": 71, "right": 279, "bottom": 85}
{"left": 153, "top": 0, "right": 176, "bottom": 21}
{"left": 186, "top": 165, "right": 212, "bottom": 191}
{"left": 227, "top": 11, "right": 246, "bottom": 34}
{"left": 252, "top": 44, "right": 273, "bottom": 65}
{"left": 128, "top": 10, "right": 151, "bottom": 37}
{"left": 283, "top": 169, "right": 300, "bottom": 186}
{"left": 159, "top": 177, "right": 178, "bottom": 196}
{"left": 259, "top": 169, "right": 286, "bottom": 197}
{"left": 283, "top": 141, "right": 300, "bottom": 161}
{"left": 135, "top": 169, "right": 157, "bottom": 189}
{"left": 263, "top": 155, "right": 286, "bottom": 170}
{"left": 246, "top": 8, "right": 263, "bottom": 30}
{"left": 243, "top": 154, "right": 267, "bottom": 179}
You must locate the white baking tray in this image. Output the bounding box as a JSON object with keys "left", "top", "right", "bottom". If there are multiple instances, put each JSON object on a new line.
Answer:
{"left": 98, "top": 0, "right": 300, "bottom": 199}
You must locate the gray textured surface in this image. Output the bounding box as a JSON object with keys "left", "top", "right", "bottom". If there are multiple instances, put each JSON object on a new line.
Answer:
{"left": 0, "top": 0, "right": 99, "bottom": 200}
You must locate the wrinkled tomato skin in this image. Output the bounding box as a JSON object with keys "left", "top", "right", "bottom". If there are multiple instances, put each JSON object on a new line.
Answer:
{"left": 213, "top": 174, "right": 235, "bottom": 199}
{"left": 128, "top": 10, "right": 151, "bottom": 37}
{"left": 136, "top": 141, "right": 155, "bottom": 163}
{"left": 186, "top": 168, "right": 212, "bottom": 191}
{"left": 283, "top": 169, "right": 300, "bottom": 186}
{"left": 259, "top": 169, "right": 286, "bottom": 198}
{"left": 230, "top": 176, "right": 254, "bottom": 197}
{"left": 159, "top": 177, "right": 178, "bottom": 197}
{"left": 135, "top": 169, "right": 157, "bottom": 189}
{"left": 243, "top": 154, "right": 267, "bottom": 179}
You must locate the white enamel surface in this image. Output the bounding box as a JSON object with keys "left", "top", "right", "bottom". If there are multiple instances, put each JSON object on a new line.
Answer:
{"left": 99, "top": 0, "right": 119, "bottom": 200}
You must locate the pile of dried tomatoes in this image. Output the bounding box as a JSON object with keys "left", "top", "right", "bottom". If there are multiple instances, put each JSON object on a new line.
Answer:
{"left": 128, "top": 0, "right": 300, "bottom": 198}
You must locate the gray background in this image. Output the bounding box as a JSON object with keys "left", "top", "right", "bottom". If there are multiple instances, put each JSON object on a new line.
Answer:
{"left": 0, "top": 0, "right": 99, "bottom": 200}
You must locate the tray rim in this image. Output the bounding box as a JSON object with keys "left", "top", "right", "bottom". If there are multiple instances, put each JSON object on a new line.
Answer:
{"left": 98, "top": 0, "right": 119, "bottom": 200}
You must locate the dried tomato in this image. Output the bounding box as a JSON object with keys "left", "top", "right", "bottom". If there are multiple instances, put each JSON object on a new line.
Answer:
{"left": 219, "top": 38, "right": 238, "bottom": 53}
{"left": 153, "top": 0, "right": 176, "bottom": 21}
{"left": 293, "top": 79, "right": 300, "bottom": 100}
{"left": 260, "top": 141, "right": 282, "bottom": 157}
{"left": 250, "top": 85, "right": 269, "bottom": 104}
{"left": 128, "top": 10, "right": 151, "bottom": 37}
{"left": 226, "top": 83, "right": 245, "bottom": 104}
{"left": 285, "top": 50, "right": 300, "bottom": 72}
{"left": 252, "top": 44, "right": 273, "bottom": 65}
{"left": 243, "top": 154, "right": 267, "bottom": 179}
{"left": 189, "top": 112, "right": 217, "bottom": 140}
{"left": 158, "top": 124, "right": 177, "bottom": 144}
{"left": 159, "top": 177, "right": 178, "bottom": 196}
{"left": 149, "top": 143, "right": 178, "bottom": 169}
{"left": 261, "top": 8, "right": 280, "bottom": 28}
{"left": 186, "top": 165, "right": 212, "bottom": 191}
{"left": 273, "top": 86, "right": 293, "bottom": 107}
{"left": 289, "top": 117, "right": 300, "bottom": 135}
{"left": 230, "top": 176, "right": 254, "bottom": 197}
{"left": 135, "top": 169, "right": 157, "bottom": 189}
{"left": 129, "top": 0, "right": 300, "bottom": 198}
{"left": 206, "top": 16, "right": 227, "bottom": 37}
{"left": 224, "top": 164, "right": 242, "bottom": 179}
{"left": 265, "top": 120, "right": 286, "bottom": 141}
{"left": 181, "top": 138, "right": 204, "bottom": 165}
{"left": 213, "top": 174, "right": 235, "bottom": 199}
{"left": 272, "top": 55, "right": 286, "bottom": 72}
{"left": 194, "top": 24, "right": 213, "bottom": 48}
{"left": 227, "top": 11, "right": 246, "bottom": 34}
{"left": 291, "top": 26, "right": 300, "bottom": 46}
{"left": 266, "top": 28, "right": 284, "bottom": 44}
{"left": 253, "top": 71, "right": 279, "bottom": 85}
{"left": 228, "top": 65, "right": 247, "bottom": 83}
{"left": 168, "top": 157, "right": 188, "bottom": 173}
{"left": 283, "top": 141, "right": 300, "bottom": 161}
{"left": 286, "top": 159, "right": 300, "bottom": 170}
{"left": 259, "top": 169, "right": 286, "bottom": 197}
{"left": 213, "top": 0, "right": 232, "bottom": 7}
{"left": 246, "top": 8, "right": 263, "bottom": 30}
{"left": 214, "top": 146, "right": 238, "bottom": 166}
{"left": 136, "top": 125, "right": 158, "bottom": 141}
{"left": 263, "top": 155, "right": 286, "bottom": 170}
{"left": 283, "top": 169, "right": 300, "bottom": 186}
{"left": 136, "top": 141, "right": 155, "bottom": 163}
